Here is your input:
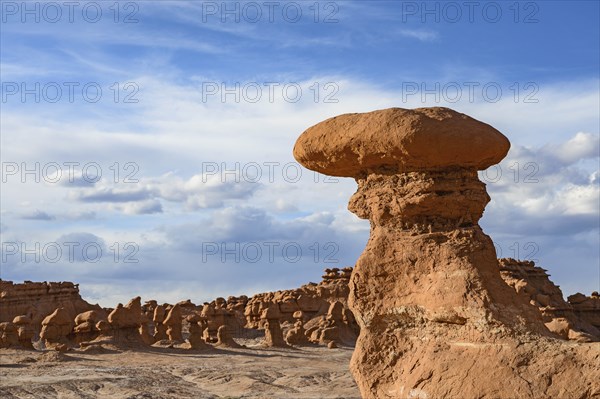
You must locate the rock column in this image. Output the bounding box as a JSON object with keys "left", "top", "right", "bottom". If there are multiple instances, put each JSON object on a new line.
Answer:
{"left": 294, "top": 107, "right": 599, "bottom": 398}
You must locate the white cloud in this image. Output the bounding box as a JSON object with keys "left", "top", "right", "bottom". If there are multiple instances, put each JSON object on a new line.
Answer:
{"left": 555, "top": 184, "right": 599, "bottom": 216}
{"left": 480, "top": 132, "right": 599, "bottom": 220}
{"left": 399, "top": 29, "right": 439, "bottom": 42}
{"left": 545, "top": 132, "right": 599, "bottom": 164}
{"left": 63, "top": 172, "right": 260, "bottom": 213}
{"left": 120, "top": 199, "right": 163, "bottom": 215}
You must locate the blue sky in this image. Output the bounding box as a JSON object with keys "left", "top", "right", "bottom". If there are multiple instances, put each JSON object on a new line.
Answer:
{"left": 1, "top": 1, "right": 598, "bottom": 306}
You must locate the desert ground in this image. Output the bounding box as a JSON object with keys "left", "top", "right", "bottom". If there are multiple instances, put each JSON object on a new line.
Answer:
{"left": 0, "top": 340, "right": 359, "bottom": 399}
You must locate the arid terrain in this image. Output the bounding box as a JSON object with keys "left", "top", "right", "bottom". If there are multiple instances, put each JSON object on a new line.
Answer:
{"left": 0, "top": 344, "right": 359, "bottom": 399}
{"left": 0, "top": 268, "right": 360, "bottom": 398}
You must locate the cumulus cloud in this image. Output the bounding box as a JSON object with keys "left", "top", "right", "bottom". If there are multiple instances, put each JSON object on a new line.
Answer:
{"left": 1, "top": 0, "right": 597, "bottom": 305}
{"left": 163, "top": 206, "right": 364, "bottom": 261}
{"left": 70, "top": 186, "right": 153, "bottom": 203}
{"left": 543, "top": 132, "right": 599, "bottom": 165}
{"left": 158, "top": 173, "right": 260, "bottom": 211}
{"left": 55, "top": 232, "right": 107, "bottom": 263}
{"left": 480, "top": 132, "right": 599, "bottom": 242}
{"left": 66, "top": 172, "right": 260, "bottom": 213}
{"left": 20, "top": 210, "right": 55, "bottom": 221}
{"left": 273, "top": 198, "right": 298, "bottom": 213}
{"left": 476, "top": 130, "right": 599, "bottom": 294}
{"left": 472, "top": 133, "right": 600, "bottom": 298}
{"left": 2, "top": 232, "right": 108, "bottom": 268}
{"left": 120, "top": 200, "right": 163, "bottom": 215}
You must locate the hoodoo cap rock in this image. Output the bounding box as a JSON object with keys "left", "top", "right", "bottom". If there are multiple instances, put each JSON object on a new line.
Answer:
{"left": 293, "top": 107, "right": 510, "bottom": 177}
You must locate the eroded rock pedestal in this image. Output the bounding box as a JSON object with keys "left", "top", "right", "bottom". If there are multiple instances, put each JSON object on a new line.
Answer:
{"left": 294, "top": 107, "right": 600, "bottom": 399}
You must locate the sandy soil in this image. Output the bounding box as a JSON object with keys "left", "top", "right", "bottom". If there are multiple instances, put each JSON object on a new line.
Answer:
{"left": 0, "top": 342, "right": 359, "bottom": 399}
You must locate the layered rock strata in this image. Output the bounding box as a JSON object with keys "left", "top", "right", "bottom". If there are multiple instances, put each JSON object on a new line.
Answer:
{"left": 294, "top": 107, "right": 600, "bottom": 398}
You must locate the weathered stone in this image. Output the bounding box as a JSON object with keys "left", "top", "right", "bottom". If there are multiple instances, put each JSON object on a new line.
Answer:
{"left": 12, "top": 315, "right": 34, "bottom": 349}
{"left": 0, "top": 322, "right": 19, "bottom": 348}
{"left": 0, "top": 280, "right": 99, "bottom": 331}
{"left": 152, "top": 305, "right": 168, "bottom": 341}
{"left": 294, "top": 107, "right": 600, "bottom": 398}
{"left": 163, "top": 304, "right": 183, "bottom": 342}
{"left": 40, "top": 307, "right": 73, "bottom": 348}
{"left": 216, "top": 325, "right": 241, "bottom": 348}
{"left": 186, "top": 314, "right": 210, "bottom": 350}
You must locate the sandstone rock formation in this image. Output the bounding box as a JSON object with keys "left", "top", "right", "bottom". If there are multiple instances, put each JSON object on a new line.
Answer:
{"left": 139, "top": 313, "right": 155, "bottom": 345}
{"left": 73, "top": 310, "right": 105, "bottom": 344}
{"left": 304, "top": 301, "right": 357, "bottom": 347}
{"left": 226, "top": 295, "right": 248, "bottom": 314}
{"left": 163, "top": 303, "right": 183, "bottom": 342}
{"left": 108, "top": 298, "right": 141, "bottom": 329}
{"left": 0, "top": 280, "right": 99, "bottom": 331}
{"left": 0, "top": 321, "right": 19, "bottom": 348}
{"left": 261, "top": 304, "right": 287, "bottom": 347}
{"left": 73, "top": 320, "right": 97, "bottom": 344}
{"left": 200, "top": 303, "right": 218, "bottom": 342}
{"left": 285, "top": 310, "right": 309, "bottom": 346}
{"left": 186, "top": 314, "right": 210, "bottom": 350}
{"left": 499, "top": 258, "right": 600, "bottom": 341}
{"left": 198, "top": 300, "right": 244, "bottom": 342}
{"left": 12, "top": 315, "right": 34, "bottom": 349}
{"left": 40, "top": 307, "right": 73, "bottom": 349}
{"left": 152, "top": 304, "right": 168, "bottom": 341}
{"left": 294, "top": 107, "right": 600, "bottom": 398}
{"left": 89, "top": 296, "right": 146, "bottom": 347}
{"left": 95, "top": 320, "right": 111, "bottom": 335}
{"left": 139, "top": 297, "right": 246, "bottom": 345}
{"left": 216, "top": 325, "right": 242, "bottom": 348}
{"left": 75, "top": 309, "right": 105, "bottom": 326}
{"left": 568, "top": 291, "right": 600, "bottom": 336}
{"left": 244, "top": 266, "right": 358, "bottom": 346}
